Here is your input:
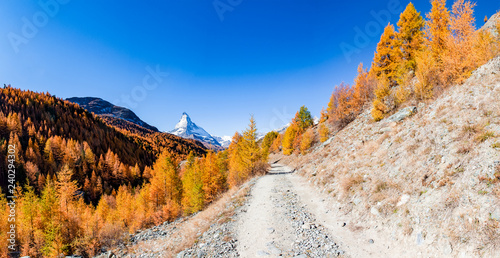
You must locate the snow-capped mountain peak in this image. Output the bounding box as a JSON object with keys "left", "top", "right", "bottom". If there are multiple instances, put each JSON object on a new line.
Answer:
{"left": 170, "top": 112, "right": 222, "bottom": 147}
{"left": 212, "top": 135, "right": 232, "bottom": 148}
{"left": 174, "top": 112, "right": 193, "bottom": 130}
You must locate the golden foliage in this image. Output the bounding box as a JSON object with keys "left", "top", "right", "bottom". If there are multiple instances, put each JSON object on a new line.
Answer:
{"left": 397, "top": 2, "right": 425, "bottom": 72}
{"left": 414, "top": 48, "right": 439, "bottom": 100}
{"left": 282, "top": 123, "right": 298, "bottom": 155}
{"left": 300, "top": 129, "right": 315, "bottom": 154}
{"left": 371, "top": 75, "right": 391, "bottom": 121}
{"left": 426, "top": 0, "right": 451, "bottom": 60}
{"left": 441, "top": 0, "right": 478, "bottom": 84}
{"left": 269, "top": 133, "right": 282, "bottom": 153}
{"left": 319, "top": 123, "right": 330, "bottom": 143}
{"left": 371, "top": 24, "right": 401, "bottom": 85}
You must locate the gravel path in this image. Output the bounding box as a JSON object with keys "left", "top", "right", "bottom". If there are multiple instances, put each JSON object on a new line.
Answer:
{"left": 122, "top": 164, "right": 346, "bottom": 257}
{"left": 236, "top": 164, "right": 344, "bottom": 257}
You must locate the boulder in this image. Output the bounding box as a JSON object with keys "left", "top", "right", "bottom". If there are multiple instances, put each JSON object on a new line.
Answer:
{"left": 387, "top": 106, "right": 417, "bottom": 122}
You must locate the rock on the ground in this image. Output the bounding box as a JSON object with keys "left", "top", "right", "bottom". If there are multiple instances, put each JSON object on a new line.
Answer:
{"left": 387, "top": 106, "right": 417, "bottom": 122}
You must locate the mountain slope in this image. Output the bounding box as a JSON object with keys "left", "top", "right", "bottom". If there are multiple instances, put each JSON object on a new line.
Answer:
{"left": 170, "top": 112, "right": 222, "bottom": 147}
{"left": 67, "top": 97, "right": 159, "bottom": 132}
{"left": 212, "top": 135, "right": 232, "bottom": 148}
{"left": 274, "top": 56, "right": 500, "bottom": 257}
{"left": 68, "top": 97, "right": 207, "bottom": 159}
{"left": 0, "top": 87, "right": 155, "bottom": 194}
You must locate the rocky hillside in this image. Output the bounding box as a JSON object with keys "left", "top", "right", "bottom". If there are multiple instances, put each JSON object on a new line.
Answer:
{"left": 273, "top": 56, "right": 500, "bottom": 256}
{"left": 482, "top": 11, "right": 500, "bottom": 37}
{"left": 67, "top": 97, "right": 159, "bottom": 132}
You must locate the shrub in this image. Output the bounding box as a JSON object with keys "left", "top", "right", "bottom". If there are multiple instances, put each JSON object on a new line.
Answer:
{"left": 340, "top": 174, "right": 364, "bottom": 194}
{"left": 319, "top": 123, "right": 330, "bottom": 143}
{"left": 371, "top": 99, "right": 387, "bottom": 121}
{"left": 300, "top": 129, "right": 314, "bottom": 154}
{"left": 371, "top": 75, "right": 392, "bottom": 121}
{"left": 475, "top": 131, "right": 495, "bottom": 143}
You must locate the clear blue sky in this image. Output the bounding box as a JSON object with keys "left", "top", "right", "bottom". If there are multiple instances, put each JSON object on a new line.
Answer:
{"left": 1, "top": 1, "right": 498, "bottom": 136}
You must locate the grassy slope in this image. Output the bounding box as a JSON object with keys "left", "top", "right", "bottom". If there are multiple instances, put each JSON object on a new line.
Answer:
{"left": 275, "top": 57, "right": 500, "bottom": 256}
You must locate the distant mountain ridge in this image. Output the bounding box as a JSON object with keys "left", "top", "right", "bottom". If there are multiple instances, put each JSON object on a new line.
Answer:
{"left": 67, "top": 96, "right": 207, "bottom": 159}
{"left": 212, "top": 135, "right": 232, "bottom": 148}
{"left": 170, "top": 112, "right": 222, "bottom": 148}
{"left": 67, "top": 97, "right": 159, "bottom": 132}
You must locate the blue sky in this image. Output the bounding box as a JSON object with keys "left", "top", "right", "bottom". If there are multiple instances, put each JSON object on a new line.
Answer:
{"left": 1, "top": 1, "right": 498, "bottom": 136}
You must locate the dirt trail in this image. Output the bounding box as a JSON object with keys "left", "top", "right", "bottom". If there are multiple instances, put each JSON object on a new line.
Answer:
{"left": 236, "top": 164, "right": 343, "bottom": 257}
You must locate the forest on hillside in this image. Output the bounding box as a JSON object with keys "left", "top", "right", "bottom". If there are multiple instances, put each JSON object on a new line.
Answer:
{"left": 0, "top": 0, "right": 499, "bottom": 257}
{"left": 0, "top": 86, "right": 268, "bottom": 256}
{"left": 270, "top": 0, "right": 500, "bottom": 158}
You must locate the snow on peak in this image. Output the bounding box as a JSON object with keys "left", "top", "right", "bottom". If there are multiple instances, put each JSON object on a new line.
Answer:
{"left": 175, "top": 112, "right": 192, "bottom": 130}
{"left": 212, "top": 135, "right": 232, "bottom": 148}
{"left": 170, "top": 112, "right": 222, "bottom": 147}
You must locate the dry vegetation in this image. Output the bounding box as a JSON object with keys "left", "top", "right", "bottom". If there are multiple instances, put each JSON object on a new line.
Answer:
{"left": 119, "top": 179, "right": 254, "bottom": 256}
{"left": 273, "top": 55, "right": 500, "bottom": 256}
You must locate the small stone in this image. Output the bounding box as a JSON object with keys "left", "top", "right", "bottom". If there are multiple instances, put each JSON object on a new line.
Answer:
{"left": 416, "top": 232, "right": 423, "bottom": 245}
{"left": 176, "top": 251, "right": 186, "bottom": 258}
{"left": 256, "top": 250, "right": 270, "bottom": 256}
{"left": 397, "top": 194, "right": 410, "bottom": 206}
{"left": 269, "top": 246, "right": 282, "bottom": 255}
{"left": 440, "top": 240, "right": 453, "bottom": 255}
{"left": 342, "top": 222, "right": 347, "bottom": 227}
{"left": 368, "top": 239, "right": 374, "bottom": 244}
{"left": 491, "top": 208, "right": 500, "bottom": 221}
{"left": 371, "top": 207, "right": 381, "bottom": 217}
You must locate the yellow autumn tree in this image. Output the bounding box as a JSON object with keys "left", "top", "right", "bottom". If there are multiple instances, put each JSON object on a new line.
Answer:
{"left": 227, "top": 117, "right": 265, "bottom": 187}
{"left": 114, "top": 185, "right": 135, "bottom": 231}
{"left": 371, "top": 74, "right": 392, "bottom": 121}
{"left": 282, "top": 123, "right": 298, "bottom": 155}
{"left": 181, "top": 152, "right": 204, "bottom": 214}
{"left": 240, "top": 116, "right": 265, "bottom": 177}
{"left": 202, "top": 151, "right": 225, "bottom": 204}
{"left": 261, "top": 131, "right": 279, "bottom": 159}
{"left": 300, "top": 129, "right": 314, "bottom": 154}
{"left": 371, "top": 23, "right": 401, "bottom": 85}
{"left": 426, "top": 0, "right": 450, "bottom": 62}
{"left": 269, "top": 133, "right": 282, "bottom": 153}
{"left": 349, "top": 63, "right": 375, "bottom": 113}
{"left": 0, "top": 191, "right": 11, "bottom": 258}
{"left": 328, "top": 83, "right": 354, "bottom": 125}
{"left": 228, "top": 133, "right": 245, "bottom": 188}
{"left": 40, "top": 177, "right": 64, "bottom": 257}
{"left": 319, "top": 123, "right": 330, "bottom": 143}
{"left": 150, "top": 151, "right": 182, "bottom": 221}
{"left": 17, "top": 183, "right": 45, "bottom": 257}
{"left": 397, "top": 2, "right": 425, "bottom": 73}
{"left": 441, "top": 0, "right": 477, "bottom": 84}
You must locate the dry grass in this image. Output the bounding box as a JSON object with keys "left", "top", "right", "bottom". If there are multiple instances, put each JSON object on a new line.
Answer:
{"left": 459, "top": 123, "right": 497, "bottom": 143}
{"left": 461, "top": 123, "right": 483, "bottom": 138}
{"left": 475, "top": 130, "right": 496, "bottom": 143}
{"left": 273, "top": 58, "right": 500, "bottom": 255}
{"left": 340, "top": 174, "right": 363, "bottom": 195}
{"left": 401, "top": 217, "right": 413, "bottom": 236}
{"left": 457, "top": 142, "right": 473, "bottom": 154}
{"left": 171, "top": 185, "right": 251, "bottom": 255}
{"left": 444, "top": 189, "right": 460, "bottom": 210}
{"left": 130, "top": 181, "right": 253, "bottom": 257}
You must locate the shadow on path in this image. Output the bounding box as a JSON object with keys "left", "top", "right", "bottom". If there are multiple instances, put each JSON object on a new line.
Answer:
{"left": 266, "top": 164, "right": 295, "bottom": 175}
